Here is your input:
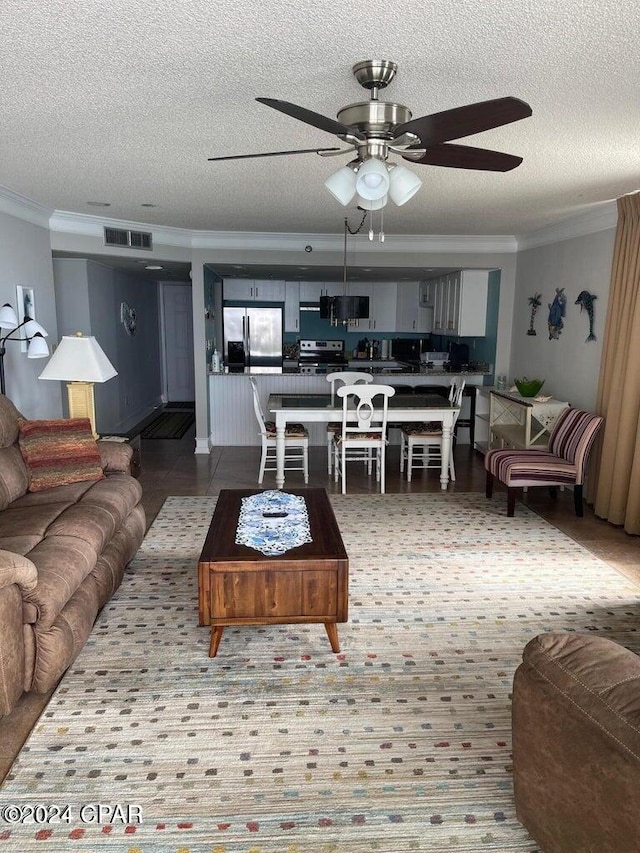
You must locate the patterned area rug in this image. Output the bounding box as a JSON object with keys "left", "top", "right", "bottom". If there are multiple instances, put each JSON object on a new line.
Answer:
{"left": 2, "top": 494, "right": 639, "bottom": 851}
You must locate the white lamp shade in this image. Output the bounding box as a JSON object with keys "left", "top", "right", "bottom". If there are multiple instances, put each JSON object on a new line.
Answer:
{"left": 23, "top": 317, "right": 48, "bottom": 338}
{"left": 355, "top": 194, "right": 388, "bottom": 211}
{"left": 27, "top": 333, "right": 50, "bottom": 358}
{"left": 0, "top": 303, "right": 19, "bottom": 329}
{"left": 324, "top": 166, "right": 357, "bottom": 206}
{"left": 388, "top": 164, "right": 423, "bottom": 206}
{"left": 39, "top": 334, "right": 117, "bottom": 382}
{"left": 355, "top": 158, "right": 390, "bottom": 201}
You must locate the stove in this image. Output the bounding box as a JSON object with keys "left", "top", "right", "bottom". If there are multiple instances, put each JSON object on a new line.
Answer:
{"left": 298, "top": 339, "right": 347, "bottom": 375}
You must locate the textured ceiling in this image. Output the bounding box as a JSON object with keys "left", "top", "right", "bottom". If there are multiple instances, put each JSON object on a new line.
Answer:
{"left": 1, "top": 0, "right": 639, "bottom": 238}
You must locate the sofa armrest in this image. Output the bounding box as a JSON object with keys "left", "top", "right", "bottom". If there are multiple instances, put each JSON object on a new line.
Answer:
{"left": 97, "top": 440, "right": 134, "bottom": 474}
{"left": 0, "top": 549, "right": 38, "bottom": 593}
{"left": 513, "top": 632, "right": 640, "bottom": 852}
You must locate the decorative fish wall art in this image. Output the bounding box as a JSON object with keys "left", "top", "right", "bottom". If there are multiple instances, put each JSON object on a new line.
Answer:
{"left": 575, "top": 290, "right": 597, "bottom": 342}
{"left": 548, "top": 288, "right": 567, "bottom": 340}
{"left": 527, "top": 293, "right": 542, "bottom": 335}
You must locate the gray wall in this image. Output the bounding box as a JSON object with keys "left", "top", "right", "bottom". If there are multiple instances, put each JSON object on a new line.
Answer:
{"left": 53, "top": 258, "right": 163, "bottom": 433}
{"left": 511, "top": 228, "right": 616, "bottom": 410}
{"left": 0, "top": 211, "right": 62, "bottom": 417}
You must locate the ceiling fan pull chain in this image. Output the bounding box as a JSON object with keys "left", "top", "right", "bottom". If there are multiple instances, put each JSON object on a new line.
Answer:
{"left": 380, "top": 207, "right": 385, "bottom": 243}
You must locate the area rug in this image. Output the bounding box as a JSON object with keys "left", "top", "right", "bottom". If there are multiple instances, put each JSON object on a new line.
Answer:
{"left": 2, "top": 494, "right": 639, "bottom": 852}
{"left": 139, "top": 410, "right": 195, "bottom": 439}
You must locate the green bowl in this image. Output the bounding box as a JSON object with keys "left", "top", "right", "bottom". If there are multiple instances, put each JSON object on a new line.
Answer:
{"left": 514, "top": 378, "right": 545, "bottom": 397}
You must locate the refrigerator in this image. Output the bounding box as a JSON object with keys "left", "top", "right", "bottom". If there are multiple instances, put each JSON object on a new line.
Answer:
{"left": 223, "top": 306, "right": 283, "bottom": 370}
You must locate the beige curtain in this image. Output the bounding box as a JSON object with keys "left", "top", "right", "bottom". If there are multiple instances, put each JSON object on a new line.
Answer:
{"left": 589, "top": 192, "right": 640, "bottom": 534}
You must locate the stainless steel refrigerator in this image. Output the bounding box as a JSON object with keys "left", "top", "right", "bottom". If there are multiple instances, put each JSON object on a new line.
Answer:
{"left": 223, "top": 306, "right": 283, "bottom": 369}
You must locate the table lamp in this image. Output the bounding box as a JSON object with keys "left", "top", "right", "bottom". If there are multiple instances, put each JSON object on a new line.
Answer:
{"left": 38, "top": 333, "right": 117, "bottom": 438}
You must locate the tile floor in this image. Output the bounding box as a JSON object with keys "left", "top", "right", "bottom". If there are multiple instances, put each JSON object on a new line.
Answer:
{"left": 1, "top": 425, "right": 638, "bottom": 783}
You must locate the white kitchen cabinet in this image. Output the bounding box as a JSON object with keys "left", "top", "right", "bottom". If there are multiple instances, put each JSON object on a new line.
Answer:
{"left": 284, "top": 281, "right": 300, "bottom": 332}
{"left": 427, "top": 270, "right": 489, "bottom": 336}
{"left": 299, "top": 281, "right": 345, "bottom": 301}
{"left": 223, "top": 279, "right": 286, "bottom": 302}
{"left": 347, "top": 282, "right": 397, "bottom": 332}
{"left": 396, "top": 282, "right": 434, "bottom": 333}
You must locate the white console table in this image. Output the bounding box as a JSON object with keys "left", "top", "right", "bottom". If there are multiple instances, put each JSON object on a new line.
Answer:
{"left": 489, "top": 391, "right": 569, "bottom": 450}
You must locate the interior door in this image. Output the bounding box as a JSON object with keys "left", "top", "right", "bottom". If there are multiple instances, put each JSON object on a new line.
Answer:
{"left": 163, "top": 283, "right": 195, "bottom": 402}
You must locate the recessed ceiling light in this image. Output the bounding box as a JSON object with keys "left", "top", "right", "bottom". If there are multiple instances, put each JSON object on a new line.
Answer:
{"left": 86, "top": 201, "right": 111, "bottom": 207}
{"left": 145, "top": 265, "right": 163, "bottom": 270}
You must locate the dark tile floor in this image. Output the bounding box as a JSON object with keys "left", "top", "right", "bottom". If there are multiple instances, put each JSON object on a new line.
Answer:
{"left": 1, "top": 426, "right": 638, "bottom": 782}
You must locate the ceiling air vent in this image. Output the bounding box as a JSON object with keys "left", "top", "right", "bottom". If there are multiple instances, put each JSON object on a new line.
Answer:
{"left": 104, "top": 227, "right": 153, "bottom": 250}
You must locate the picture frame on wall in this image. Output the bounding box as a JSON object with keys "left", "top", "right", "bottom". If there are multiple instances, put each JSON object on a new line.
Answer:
{"left": 16, "top": 285, "right": 35, "bottom": 352}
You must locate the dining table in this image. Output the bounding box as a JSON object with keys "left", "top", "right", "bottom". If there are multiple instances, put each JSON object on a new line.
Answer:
{"left": 268, "top": 392, "right": 460, "bottom": 490}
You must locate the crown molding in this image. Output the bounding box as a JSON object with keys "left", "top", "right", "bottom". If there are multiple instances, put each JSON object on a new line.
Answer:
{"left": 0, "top": 184, "right": 53, "bottom": 229}
{"left": 516, "top": 201, "right": 617, "bottom": 250}
{"left": 0, "top": 185, "right": 620, "bottom": 254}
{"left": 48, "top": 209, "right": 194, "bottom": 247}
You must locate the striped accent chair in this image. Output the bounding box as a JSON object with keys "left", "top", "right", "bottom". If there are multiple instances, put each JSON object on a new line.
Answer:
{"left": 484, "top": 407, "right": 603, "bottom": 517}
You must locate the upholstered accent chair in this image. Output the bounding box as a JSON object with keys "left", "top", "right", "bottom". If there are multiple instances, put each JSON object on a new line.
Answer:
{"left": 484, "top": 407, "right": 603, "bottom": 517}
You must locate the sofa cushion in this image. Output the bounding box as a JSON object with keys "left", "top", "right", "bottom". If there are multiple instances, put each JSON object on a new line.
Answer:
{"left": 0, "top": 445, "right": 29, "bottom": 511}
{"left": 17, "top": 418, "right": 105, "bottom": 492}
{"left": 0, "top": 394, "right": 21, "bottom": 449}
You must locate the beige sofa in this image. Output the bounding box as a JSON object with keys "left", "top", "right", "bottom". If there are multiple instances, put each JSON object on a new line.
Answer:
{"left": 0, "top": 394, "right": 145, "bottom": 717}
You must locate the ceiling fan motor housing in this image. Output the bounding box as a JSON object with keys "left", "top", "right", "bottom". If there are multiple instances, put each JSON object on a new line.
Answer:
{"left": 337, "top": 101, "right": 412, "bottom": 140}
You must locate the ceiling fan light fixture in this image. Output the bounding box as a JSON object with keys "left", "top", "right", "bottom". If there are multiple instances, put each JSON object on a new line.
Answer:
{"left": 388, "top": 163, "right": 423, "bottom": 206}
{"left": 355, "top": 158, "right": 390, "bottom": 200}
{"left": 324, "top": 165, "right": 357, "bottom": 206}
{"left": 356, "top": 194, "right": 388, "bottom": 211}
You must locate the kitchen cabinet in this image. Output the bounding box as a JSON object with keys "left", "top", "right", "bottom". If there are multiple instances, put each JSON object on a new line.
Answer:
{"left": 427, "top": 270, "right": 489, "bottom": 336}
{"left": 347, "top": 282, "right": 397, "bottom": 332}
{"left": 299, "top": 281, "right": 345, "bottom": 301}
{"left": 489, "top": 390, "right": 569, "bottom": 450}
{"left": 223, "top": 279, "right": 286, "bottom": 302}
{"left": 396, "top": 282, "right": 433, "bottom": 333}
{"left": 284, "top": 281, "right": 300, "bottom": 332}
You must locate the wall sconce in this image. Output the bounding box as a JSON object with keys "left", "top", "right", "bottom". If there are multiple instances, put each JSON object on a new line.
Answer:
{"left": 38, "top": 332, "right": 117, "bottom": 438}
{"left": 0, "top": 303, "right": 50, "bottom": 396}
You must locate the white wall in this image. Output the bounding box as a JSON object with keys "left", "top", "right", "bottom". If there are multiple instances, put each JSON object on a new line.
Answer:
{"left": 0, "top": 211, "right": 62, "bottom": 417}
{"left": 511, "top": 228, "right": 616, "bottom": 409}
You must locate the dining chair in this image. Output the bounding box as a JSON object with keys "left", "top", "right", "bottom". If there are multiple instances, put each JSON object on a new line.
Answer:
{"left": 484, "top": 407, "right": 603, "bottom": 517}
{"left": 249, "top": 377, "right": 309, "bottom": 485}
{"left": 332, "top": 384, "right": 395, "bottom": 494}
{"left": 399, "top": 379, "right": 465, "bottom": 482}
{"left": 325, "top": 371, "right": 373, "bottom": 474}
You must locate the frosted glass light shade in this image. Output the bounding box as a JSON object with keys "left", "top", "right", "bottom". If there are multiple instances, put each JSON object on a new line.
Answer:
{"left": 0, "top": 303, "right": 19, "bottom": 329}
{"left": 355, "top": 158, "right": 390, "bottom": 201}
{"left": 355, "top": 194, "right": 388, "bottom": 210}
{"left": 324, "top": 166, "right": 357, "bottom": 206}
{"left": 388, "top": 164, "right": 423, "bottom": 206}
{"left": 23, "top": 317, "right": 48, "bottom": 338}
{"left": 39, "top": 334, "right": 117, "bottom": 382}
{"left": 27, "top": 332, "right": 50, "bottom": 358}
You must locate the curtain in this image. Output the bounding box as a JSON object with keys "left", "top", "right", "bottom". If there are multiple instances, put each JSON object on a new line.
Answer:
{"left": 589, "top": 192, "right": 640, "bottom": 533}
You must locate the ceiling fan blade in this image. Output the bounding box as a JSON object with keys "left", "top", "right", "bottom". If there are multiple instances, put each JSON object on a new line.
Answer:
{"left": 394, "top": 96, "right": 532, "bottom": 146}
{"left": 256, "top": 97, "right": 365, "bottom": 141}
{"left": 208, "top": 147, "right": 342, "bottom": 162}
{"left": 403, "top": 143, "right": 523, "bottom": 171}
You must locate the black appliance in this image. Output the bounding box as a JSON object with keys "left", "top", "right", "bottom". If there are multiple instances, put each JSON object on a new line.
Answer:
{"left": 391, "top": 338, "right": 427, "bottom": 363}
{"left": 319, "top": 295, "right": 370, "bottom": 324}
{"left": 298, "top": 339, "right": 347, "bottom": 375}
{"left": 447, "top": 341, "right": 470, "bottom": 371}
{"left": 226, "top": 340, "right": 246, "bottom": 372}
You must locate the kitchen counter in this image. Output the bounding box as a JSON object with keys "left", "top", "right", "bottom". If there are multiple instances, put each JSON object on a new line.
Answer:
{"left": 209, "top": 366, "right": 489, "bottom": 378}
{"left": 208, "top": 371, "right": 491, "bottom": 447}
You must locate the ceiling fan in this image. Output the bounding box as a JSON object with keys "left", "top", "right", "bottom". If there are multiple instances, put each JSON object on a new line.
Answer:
{"left": 208, "top": 60, "right": 532, "bottom": 209}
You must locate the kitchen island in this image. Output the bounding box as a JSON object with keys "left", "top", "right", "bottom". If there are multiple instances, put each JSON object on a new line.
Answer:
{"left": 208, "top": 368, "right": 490, "bottom": 447}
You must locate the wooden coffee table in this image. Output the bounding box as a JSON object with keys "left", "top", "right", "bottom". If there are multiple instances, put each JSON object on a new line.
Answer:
{"left": 198, "top": 488, "right": 349, "bottom": 657}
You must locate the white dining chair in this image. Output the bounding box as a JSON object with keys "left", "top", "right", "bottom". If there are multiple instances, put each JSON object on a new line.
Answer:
{"left": 400, "top": 379, "right": 465, "bottom": 482}
{"left": 325, "top": 371, "right": 373, "bottom": 474}
{"left": 332, "top": 384, "right": 395, "bottom": 494}
{"left": 249, "top": 377, "right": 309, "bottom": 484}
